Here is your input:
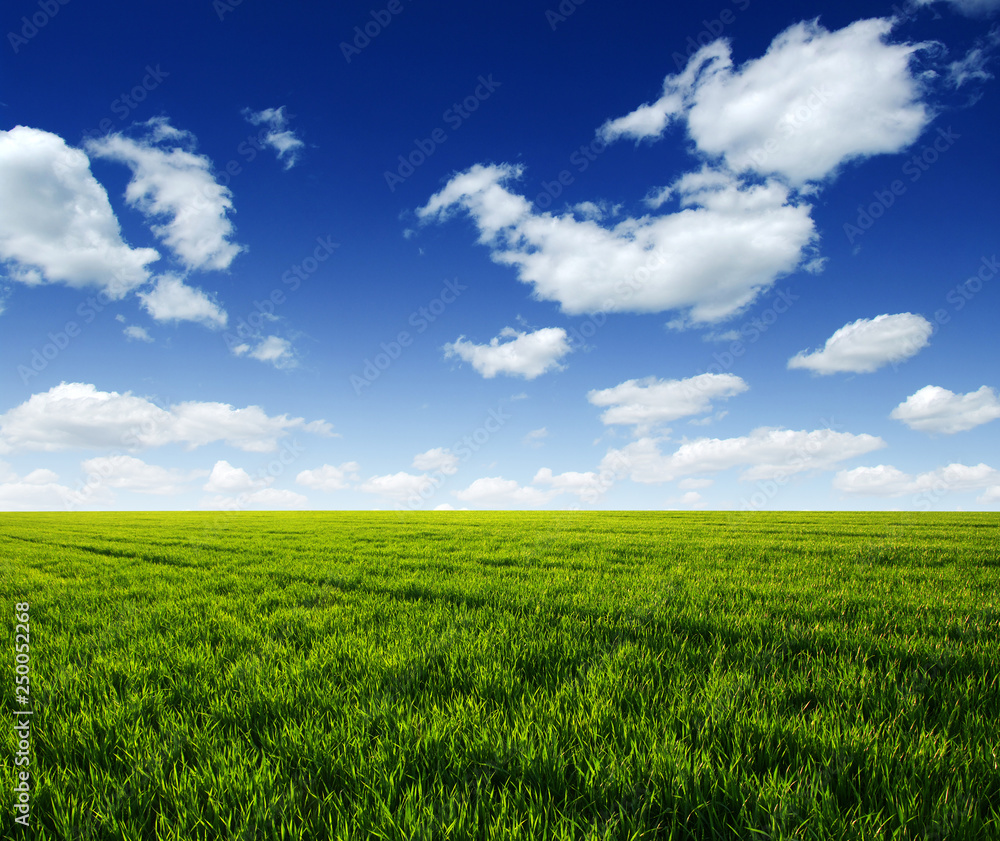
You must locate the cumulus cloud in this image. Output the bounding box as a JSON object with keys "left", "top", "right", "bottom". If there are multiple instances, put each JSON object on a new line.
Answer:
{"left": 81, "top": 455, "right": 205, "bottom": 495}
{"left": 419, "top": 163, "right": 816, "bottom": 324}
{"left": 296, "top": 462, "right": 360, "bottom": 492}
{"left": 532, "top": 468, "right": 608, "bottom": 501}
{"left": 979, "top": 485, "right": 1000, "bottom": 504}
{"left": 600, "top": 18, "right": 930, "bottom": 185}
{"left": 360, "top": 471, "right": 436, "bottom": 502}
{"left": 603, "top": 427, "right": 885, "bottom": 483}
{"left": 444, "top": 326, "right": 572, "bottom": 379}
{"left": 788, "top": 313, "right": 932, "bottom": 374}
{"left": 85, "top": 118, "right": 244, "bottom": 272}
{"left": 412, "top": 448, "right": 459, "bottom": 475}
{"left": 204, "top": 460, "right": 267, "bottom": 494}
{"left": 0, "top": 126, "right": 159, "bottom": 297}
{"left": 202, "top": 487, "right": 307, "bottom": 510}
{"left": 0, "top": 382, "right": 332, "bottom": 454}
{"left": 834, "top": 462, "right": 999, "bottom": 496}
{"left": 242, "top": 106, "right": 305, "bottom": 169}
{"left": 232, "top": 335, "right": 297, "bottom": 369}
{"left": 0, "top": 469, "right": 94, "bottom": 511}
{"left": 453, "top": 476, "right": 555, "bottom": 506}
{"left": 588, "top": 373, "right": 748, "bottom": 432}
{"left": 138, "top": 274, "right": 227, "bottom": 328}
{"left": 890, "top": 385, "right": 1000, "bottom": 433}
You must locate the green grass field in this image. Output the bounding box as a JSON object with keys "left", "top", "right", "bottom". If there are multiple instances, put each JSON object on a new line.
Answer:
{"left": 2, "top": 511, "right": 999, "bottom": 840}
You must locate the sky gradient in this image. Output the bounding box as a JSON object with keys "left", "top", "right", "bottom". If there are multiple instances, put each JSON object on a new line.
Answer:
{"left": 1, "top": 0, "right": 999, "bottom": 512}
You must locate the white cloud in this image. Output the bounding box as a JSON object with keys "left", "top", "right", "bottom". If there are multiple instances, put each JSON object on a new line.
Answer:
{"left": 0, "top": 477, "right": 86, "bottom": 511}
{"left": 0, "top": 126, "right": 159, "bottom": 297}
{"left": 0, "top": 382, "right": 332, "bottom": 454}
{"left": 412, "top": 448, "right": 459, "bottom": 475}
{"left": 419, "top": 163, "right": 816, "bottom": 324}
{"left": 232, "top": 335, "right": 296, "bottom": 368}
{"left": 22, "top": 468, "right": 59, "bottom": 484}
{"left": 296, "top": 462, "right": 360, "bottom": 492}
{"left": 0, "top": 461, "right": 116, "bottom": 510}
{"left": 979, "top": 486, "right": 1000, "bottom": 504}
{"left": 523, "top": 427, "right": 549, "bottom": 447}
{"left": 123, "top": 325, "right": 153, "bottom": 342}
{"left": 85, "top": 118, "right": 244, "bottom": 272}
{"left": 242, "top": 106, "right": 305, "bottom": 169}
{"left": 138, "top": 274, "right": 227, "bottom": 328}
{"left": 360, "top": 471, "right": 435, "bottom": 502}
{"left": 673, "top": 491, "right": 704, "bottom": 506}
{"left": 81, "top": 455, "right": 205, "bottom": 495}
{"left": 202, "top": 487, "right": 307, "bottom": 510}
{"left": 453, "top": 476, "right": 555, "bottom": 506}
{"left": 600, "top": 18, "right": 930, "bottom": 185}
{"left": 788, "top": 313, "right": 932, "bottom": 374}
{"left": 604, "top": 427, "right": 885, "bottom": 483}
{"left": 587, "top": 373, "right": 747, "bottom": 431}
{"left": 834, "top": 462, "right": 999, "bottom": 496}
{"left": 947, "top": 46, "right": 994, "bottom": 86}
{"left": 204, "top": 460, "right": 267, "bottom": 494}
{"left": 915, "top": 0, "right": 1000, "bottom": 16}
{"left": 533, "top": 468, "right": 608, "bottom": 501}
{"left": 890, "top": 385, "right": 1000, "bottom": 434}
{"left": 444, "top": 326, "right": 572, "bottom": 379}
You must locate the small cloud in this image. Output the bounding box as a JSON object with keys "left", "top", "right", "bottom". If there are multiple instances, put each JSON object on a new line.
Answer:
{"left": 139, "top": 274, "right": 227, "bottom": 329}
{"left": 788, "top": 313, "right": 932, "bottom": 375}
{"left": 231, "top": 335, "right": 296, "bottom": 369}
{"left": 204, "top": 460, "right": 268, "bottom": 494}
{"left": 588, "top": 373, "right": 748, "bottom": 433}
{"left": 444, "top": 326, "right": 572, "bottom": 379}
{"left": 242, "top": 106, "right": 305, "bottom": 169}
{"left": 522, "top": 427, "right": 548, "bottom": 447}
{"left": 123, "top": 325, "right": 153, "bottom": 343}
{"left": 296, "top": 462, "right": 360, "bottom": 492}
{"left": 412, "top": 448, "right": 459, "bottom": 475}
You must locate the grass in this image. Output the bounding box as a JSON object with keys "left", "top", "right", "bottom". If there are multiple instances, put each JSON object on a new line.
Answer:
{"left": 2, "top": 510, "right": 999, "bottom": 840}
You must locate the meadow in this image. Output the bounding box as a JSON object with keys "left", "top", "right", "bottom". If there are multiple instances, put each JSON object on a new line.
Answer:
{"left": 2, "top": 510, "right": 999, "bottom": 840}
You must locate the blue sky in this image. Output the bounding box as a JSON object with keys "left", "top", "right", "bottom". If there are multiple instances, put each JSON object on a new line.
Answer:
{"left": 1, "top": 0, "right": 998, "bottom": 511}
